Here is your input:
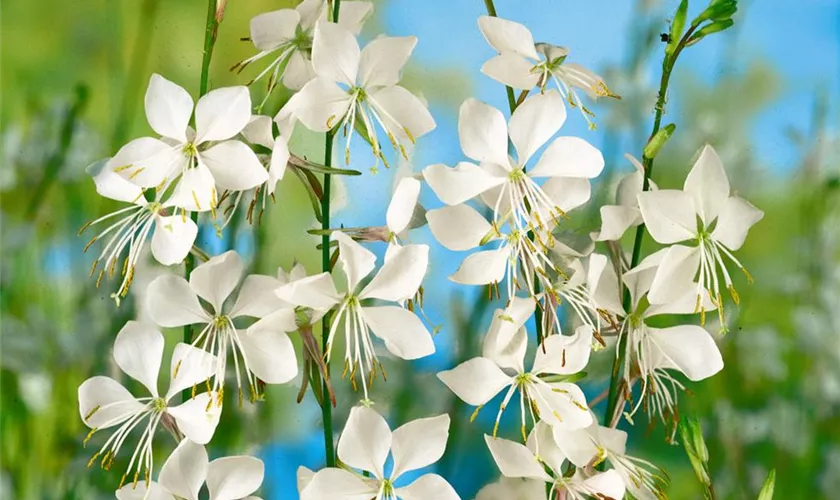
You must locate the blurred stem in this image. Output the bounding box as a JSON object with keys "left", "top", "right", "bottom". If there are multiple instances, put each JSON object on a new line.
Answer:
{"left": 110, "top": 0, "right": 160, "bottom": 150}
{"left": 27, "top": 85, "right": 88, "bottom": 217}
{"left": 184, "top": 0, "right": 223, "bottom": 352}
{"left": 481, "top": 0, "right": 517, "bottom": 112}
{"left": 604, "top": 23, "right": 697, "bottom": 426}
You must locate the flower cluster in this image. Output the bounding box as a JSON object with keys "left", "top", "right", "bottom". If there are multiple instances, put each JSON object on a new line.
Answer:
{"left": 74, "top": 0, "right": 757, "bottom": 498}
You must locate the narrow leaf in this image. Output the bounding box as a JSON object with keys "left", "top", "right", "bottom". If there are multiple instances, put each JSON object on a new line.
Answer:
{"left": 757, "top": 469, "right": 776, "bottom": 500}
{"left": 643, "top": 123, "right": 676, "bottom": 160}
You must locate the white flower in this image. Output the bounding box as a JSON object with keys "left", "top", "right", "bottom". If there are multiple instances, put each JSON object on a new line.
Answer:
{"left": 108, "top": 74, "right": 267, "bottom": 213}
{"left": 235, "top": 0, "right": 373, "bottom": 98}
{"left": 78, "top": 322, "right": 220, "bottom": 489}
{"left": 300, "top": 406, "right": 459, "bottom": 500}
{"left": 477, "top": 15, "right": 618, "bottom": 128}
{"left": 82, "top": 160, "right": 197, "bottom": 300}
{"left": 484, "top": 421, "right": 626, "bottom": 500}
{"left": 591, "top": 154, "right": 656, "bottom": 242}
{"left": 240, "top": 115, "right": 291, "bottom": 197}
{"left": 115, "top": 438, "right": 264, "bottom": 500}
{"left": 423, "top": 91, "right": 602, "bottom": 235}
{"left": 637, "top": 144, "right": 763, "bottom": 324}
{"left": 276, "top": 232, "right": 433, "bottom": 398}
{"left": 146, "top": 251, "right": 298, "bottom": 404}
{"left": 277, "top": 21, "right": 435, "bottom": 168}
{"left": 437, "top": 296, "right": 593, "bottom": 437}
{"left": 474, "top": 477, "right": 544, "bottom": 500}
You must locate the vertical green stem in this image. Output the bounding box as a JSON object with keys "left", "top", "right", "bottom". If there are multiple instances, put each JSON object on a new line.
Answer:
{"left": 184, "top": 0, "right": 223, "bottom": 350}
{"left": 603, "top": 26, "right": 696, "bottom": 425}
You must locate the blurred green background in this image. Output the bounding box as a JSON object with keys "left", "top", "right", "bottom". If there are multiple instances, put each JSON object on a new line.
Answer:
{"left": 1, "top": 0, "right": 839, "bottom": 498}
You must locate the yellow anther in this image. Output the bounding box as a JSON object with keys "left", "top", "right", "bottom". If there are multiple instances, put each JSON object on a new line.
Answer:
{"left": 83, "top": 427, "right": 98, "bottom": 445}
{"left": 128, "top": 167, "right": 145, "bottom": 180}
{"left": 470, "top": 405, "right": 483, "bottom": 423}
{"left": 112, "top": 164, "right": 133, "bottom": 173}
{"left": 326, "top": 115, "right": 337, "bottom": 129}
{"left": 191, "top": 191, "right": 201, "bottom": 211}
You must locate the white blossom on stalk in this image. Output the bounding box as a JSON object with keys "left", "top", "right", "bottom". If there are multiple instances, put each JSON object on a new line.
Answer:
{"left": 276, "top": 232, "right": 433, "bottom": 398}
{"left": 438, "top": 296, "right": 593, "bottom": 438}
{"left": 146, "top": 251, "right": 298, "bottom": 405}
{"left": 300, "top": 407, "right": 459, "bottom": 500}
{"left": 236, "top": 115, "right": 292, "bottom": 222}
{"left": 235, "top": 0, "right": 373, "bottom": 100}
{"left": 78, "top": 322, "right": 219, "bottom": 489}
{"left": 637, "top": 145, "right": 763, "bottom": 327}
{"left": 115, "top": 438, "right": 264, "bottom": 500}
{"left": 277, "top": 21, "right": 435, "bottom": 169}
{"left": 345, "top": 176, "right": 425, "bottom": 251}
{"left": 592, "top": 154, "right": 656, "bottom": 242}
{"left": 423, "top": 91, "right": 602, "bottom": 236}
{"left": 474, "top": 477, "right": 544, "bottom": 500}
{"left": 107, "top": 74, "right": 267, "bottom": 213}
{"left": 477, "top": 15, "right": 619, "bottom": 129}
{"left": 597, "top": 249, "right": 723, "bottom": 434}
{"left": 484, "top": 421, "right": 626, "bottom": 500}
{"left": 81, "top": 161, "right": 197, "bottom": 301}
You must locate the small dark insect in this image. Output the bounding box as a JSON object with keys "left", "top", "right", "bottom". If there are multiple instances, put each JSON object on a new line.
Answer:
{"left": 660, "top": 33, "right": 672, "bottom": 43}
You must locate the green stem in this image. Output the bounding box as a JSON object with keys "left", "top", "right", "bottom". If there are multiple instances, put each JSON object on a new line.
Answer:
{"left": 482, "top": 0, "right": 517, "bottom": 113}
{"left": 603, "top": 25, "right": 697, "bottom": 425}
{"left": 184, "top": 0, "right": 223, "bottom": 351}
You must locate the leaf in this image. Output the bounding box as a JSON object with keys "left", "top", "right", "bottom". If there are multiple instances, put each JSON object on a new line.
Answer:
{"left": 667, "top": 0, "right": 689, "bottom": 56}
{"left": 643, "top": 123, "right": 676, "bottom": 160}
{"left": 687, "top": 19, "right": 735, "bottom": 46}
{"left": 757, "top": 469, "right": 776, "bottom": 500}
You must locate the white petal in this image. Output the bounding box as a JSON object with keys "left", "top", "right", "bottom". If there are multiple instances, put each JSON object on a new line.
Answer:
{"left": 369, "top": 85, "right": 436, "bottom": 143}
{"left": 336, "top": 1, "right": 373, "bottom": 34}
{"left": 488, "top": 296, "right": 534, "bottom": 359}
{"left": 159, "top": 439, "right": 208, "bottom": 500}
{"left": 484, "top": 435, "right": 550, "bottom": 481}
{"left": 593, "top": 205, "right": 641, "bottom": 241}
{"left": 189, "top": 250, "right": 243, "bottom": 313}
{"left": 283, "top": 77, "right": 352, "bottom": 132}
{"left": 108, "top": 137, "right": 184, "bottom": 188}
{"left": 525, "top": 421, "right": 566, "bottom": 474}
{"left": 91, "top": 163, "right": 145, "bottom": 203}
{"left": 282, "top": 50, "right": 317, "bottom": 91}
{"left": 166, "top": 343, "right": 217, "bottom": 400}
{"left": 458, "top": 99, "right": 509, "bottom": 167}
{"left": 396, "top": 474, "right": 460, "bottom": 500}
{"left": 78, "top": 376, "right": 143, "bottom": 429}
{"left": 362, "top": 306, "right": 435, "bottom": 359}
{"left": 333, "top": 231, "right": 376, "bottom": 291}
{"left": 647, "top": 244, "right": 701, "bottom": 305}
{"left": 168, "top": 392, "right": 221, "bottom": 444}
{"left": 114, "top": 321, "right": 164, "bottom": 396}
{"left": 637, "top": 190, "right": 698, "bottom": 244}
{"left": 358, "top": 36, "right": 416, "bottom": 88}
{"left": 539, "top": 177, "right": 592, "bottom": 214}
{"left": 530, "top": 136, "right": 604, "bottom": 179}
{"left": 582, "top": 469, "right": 626, "bottom": 499}
{"left": 531, "top": 382, "right": 592, "bottom": 430}
{"left": 551, "top": 425, "right": 598, "bottom": 468}
{"left": 337, "top": 406, "right": 391, "bottom": 478}
{"left": 145, "top": 74, "right": 193, "bottom": 142}
{"left": 590, "top": 425, "right": 628, "bottom": 455}
{"left": 230, "top": 275, "right": 285, "bottom": 318}
{"left": 312, "top": 21, "right": 360, "bottom": 86}
{"left": 683, "top": 144, "right": 730, "bottom": 225}
{"left": 426, "top": 204, "right": 493, "bottom": 251}
{"left": 299, "top": 468, "right": 377, "bottom": 500}
{"left": 116, "top": 482, "right": 175, "bottom": 500}
{"left": 195, "top": 86, "right": 252, "bottom": 143}
{"left": 359, "top": 244, "right": 428, "bottom": 302}
{"left": 296, "top": 466, "right": 315, "bottom": 493}
{"left": 532, "top": 325, "right": 592, "bottom": 376}
{"left": 508, "top": 90, "right": 566, "bottom": 166}
{"left": 390, "top": 414, "right": 450, "bottom": 479}
{"left": 168, "top": 162, "right": 217, "bottom": 212}
{"left": 622, "top": 248, "right": 666, "bottom": 310}
{"left": 386, "top": 177, "right": 421, "bottom": 234}
{"left": 295, "top": 0, "right": 324, "bottom": 30}
{"left": 710, "top": 196, "right": 763, "bottom": 251}
{"left": 152, "top": 215, "right": 198, "bottom": 266}
{"left": 481, "top": 52, "right": 541, "bottom": 90}
{"left": 449, "top": 247, "right": 509, "bottom": 285}
{"left": 586, "top": 253, "right": 624, "bottom": 315}
{"left": 483, "top": 316, "right": 527, "bottom": 373}
{"left": 240, "top": 315, "right": 298, "bottom": 384}
{"left": 207, "top": 456, "right": 264, "bottom": 500}
{"left": 423, "top": 162, "right": 505, "bottom": 206}
{"left": 477, "top": 16, "right": 539, "bottom": 59}
{"left": 200, "top": 141, "right": 268, "bottom": 191}
{"left": 249, "top": 9, "right": 299, "bottom": 51}
{"left": 436, "top": 357, "right": 512, "bottom": 406}
{"left": 268, "top": 136, "right": 290, "bottom": 194}
{"left": 275, "top": 272, "right": 343, "bottom": 309}
{"left": 146, "top": 275, "right": 210, "bottom": 327}
{"left": 646, "top": 325, "right": 723, "bottom": 381}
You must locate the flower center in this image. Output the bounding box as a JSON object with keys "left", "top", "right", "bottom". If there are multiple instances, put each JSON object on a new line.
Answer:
{"left": 514, "top": 372, "right": 533, "bottom": 387}
{"left": 213, "top": 314, "right": 230, "bottom": 328}
{"left": 508, "top": 167, "right": 526, "bottom": 181}
{"left": 380, "top": 479, "right": 395, "bottom": 496}
{"left": 183, "top": 142, "right": 198, "bottom": 158}
{"left": 152, "top": 397, "right": 167, "bottom": 413}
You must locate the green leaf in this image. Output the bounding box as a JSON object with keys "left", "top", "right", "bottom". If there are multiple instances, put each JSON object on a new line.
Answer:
{"left": 667, "top": 0, "right": 689, "bottom": 56}
{"left": 679, "top": 416, "right": 711, "bottom": 491}
{"left": 288, "top": 154, "right": 362, "bottom": 176}
{"left": 688, "top": 19, "right": 735, "bottom": 45}
{"left": 757, "top": 469, "right": 776, "bottom": 500}
{"left": 643, "top": 123, "right": 676, "bottom": 160}
{"left": 692, "top": 0, "right": 738, "bottom": 27}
